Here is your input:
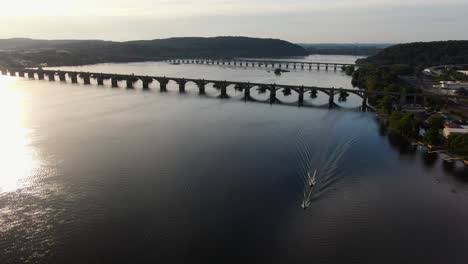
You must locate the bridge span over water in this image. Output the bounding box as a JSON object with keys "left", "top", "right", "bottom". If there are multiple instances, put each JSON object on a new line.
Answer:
{"left": 163, "top": 59, "right": 360, "bottom": 71}
{"left": 1, "top": 68, "right": 467, "bottom": 111}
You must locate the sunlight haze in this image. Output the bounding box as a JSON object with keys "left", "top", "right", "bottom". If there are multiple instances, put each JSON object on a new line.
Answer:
{"left": 1, "top": 0, "right": 467, "bottom": 42}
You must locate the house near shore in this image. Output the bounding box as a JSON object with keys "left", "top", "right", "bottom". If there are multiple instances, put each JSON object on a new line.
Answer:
{"left": 443, "top": 122, "right": 468, "bottom": 138}
{"left": 438, "top": 81, "right": 468, "bottom": 90}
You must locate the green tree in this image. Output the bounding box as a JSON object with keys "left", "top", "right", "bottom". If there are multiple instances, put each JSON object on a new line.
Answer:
{"left": 389, "top": 111, "right": 420, "bottom": 140}
{"left": 447, "top": 133, "right": 468, "bottom": 157}
{"left": 427, "top": 115, "right": 445, "bottom": 130}
{"left": 365, "top": 75, "right": 379, "bottom": 92}
{"left": 378, "top": 96, "right": 393, "bottom": 115}
{"left": 424, "top": 128, "right": 443, "bottom": 145}
{"left": 345, "top": 66, "right": 355, "bottom": 76}
{"left": 423, "top": 115, "right": 445, "bottom": 145}
{"left": 400, "top": 113, "right": 420, "bottom": 139}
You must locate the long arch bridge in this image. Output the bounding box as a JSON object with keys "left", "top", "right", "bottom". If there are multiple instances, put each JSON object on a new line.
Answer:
{"left": 163, "top": 59, "right": 360, "bottom": 71}
{"left": 1, "top": 68, "right": 466, "bottom": 111}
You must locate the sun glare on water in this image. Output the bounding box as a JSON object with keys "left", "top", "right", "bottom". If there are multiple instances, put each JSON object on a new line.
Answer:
{"left": 0, "top": 77, "right": 39, "bottom": 193}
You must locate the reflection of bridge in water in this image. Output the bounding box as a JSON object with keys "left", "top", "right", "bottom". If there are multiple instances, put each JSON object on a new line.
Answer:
{"left": 2, "top": 68, "right": 467, "bottom": 111}
{"left": 164, "top": 59, "right": 360, "bottom": 71}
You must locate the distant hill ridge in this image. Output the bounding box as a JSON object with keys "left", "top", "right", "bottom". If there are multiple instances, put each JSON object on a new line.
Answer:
{"left": 0, "top": 37, "right": 308, "bottom": 67}
{"left": 299, "top": 43, "right": 393, "bottom": 56}
{"left": 358, "top": 40, "right": 468, "bottom": 66}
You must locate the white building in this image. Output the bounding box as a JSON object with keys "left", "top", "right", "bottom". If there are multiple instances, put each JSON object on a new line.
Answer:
{"left": 443, "top": 123, "right": 468, "bottom": 138}
{"left": 443, "top": 128, "right": 468, "bottom": 138}
{"left": 439, "top": 81, "right": 468, "bottom": 90}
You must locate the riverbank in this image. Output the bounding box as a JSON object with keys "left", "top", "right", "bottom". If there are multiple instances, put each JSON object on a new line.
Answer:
{"left": 376, "top": 112, "right": 468, "bottom": 167}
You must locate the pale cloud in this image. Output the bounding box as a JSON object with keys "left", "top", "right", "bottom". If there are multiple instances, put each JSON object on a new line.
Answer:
{"left": 0, "top": 0, "right": 467, "bottom": 42}
{"left": 2, "top": 0, "right": 466, "bottom": 17}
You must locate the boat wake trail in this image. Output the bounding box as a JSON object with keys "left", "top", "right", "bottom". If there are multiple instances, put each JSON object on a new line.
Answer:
{"left": 295, "top": 123, "right": 360, "bottom": 209}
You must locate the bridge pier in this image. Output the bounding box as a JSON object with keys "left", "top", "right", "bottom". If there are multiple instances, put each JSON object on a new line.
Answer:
{"left": 1, "top": 69, "right": 7, "bottom": 75}
{"left": 270, "top": 86, "right": 277, "bottom": 104}
{"left": 9, "top": 70, "right": 16, "bottom": 77}
{"left": 219, "top": 83, "right": 228, "bottom": 99}
{"left": 28, "top": 72, "right": 35, "bottom": 79}
{"left": 47, "top": 73, "right": 55, "bottom": 81}
{"left": 70, "top": 74, "right": 78, "bottom": 84}
{"left": 178, "top": 79, "right": 187, "bottom": 93}
{"left": 298, "top": 87, "right": 304, "bottom": 107}
{"left": 83, "top": 75, "right": 91, "bottom": 85}
{"left": 301, "top": 64, "right": 304, "bottom": 70}
{"left": 286, "top": 64, "right": 289, "bottom": 69}
{"left": 18, "top": 71, "right": 25, "bottom": 77}
{"left": 325, "top": 64, "right": 329, "bottom": 71}
{"left": 142, "top": 79, "right": 152, "bottom": 90}
{"left": 294, "top": 64, "right": 297, "bottom": 70}
{"left": 58, "top": 73, "right": 66, "bottom": 82}
{"left": 126, "top": 79, "right": 134, "bottom": 89}
{"left": 38, "top": 72, "right": 45, "bottom": 80}
{"left": 334, "top": 65, "right": 337, "bottom": 71}
{"left": 111, "top": 78, "right": 119, "bottom": 88}
{"left": 362, "top": 92, "right": 368, "bottom": 112}
{"left": 197, "top": 82, "right": 206, "bottom": 95}
{"left": 317, "top": 64, "right": 320, "bottom": 70}
{"left": 97, "top": 77, "right": 104, "bottom": 86}
{"left": 244, "top": 86, "right": 251, "bottom": 101}
{"left": 309, "top": 65, "right": 312, "bottom": 70}
{"left": 159, "top": 79, "right": 168, "bottom": 92}
{"left": 329, "top": 89, "right": 335, "bottom": 108}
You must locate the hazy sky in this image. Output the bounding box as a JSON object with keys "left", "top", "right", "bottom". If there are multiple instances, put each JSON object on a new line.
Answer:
{"left": 0, "top": 0, "right": 467, "bottom": 43}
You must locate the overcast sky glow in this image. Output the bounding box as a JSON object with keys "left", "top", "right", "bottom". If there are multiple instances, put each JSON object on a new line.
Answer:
{"left": 0, "top": 0, "right": 467, "bottom": 43}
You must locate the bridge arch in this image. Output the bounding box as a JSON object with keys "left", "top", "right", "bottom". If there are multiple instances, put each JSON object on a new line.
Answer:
{"left": 274, "top": 85, "right": 302, "bottom": 105}
{"left": 225, "top": 83, "right": 246, "bottom": 99}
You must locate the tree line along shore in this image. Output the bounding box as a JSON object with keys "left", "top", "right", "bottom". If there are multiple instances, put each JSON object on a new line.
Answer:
{"left": 346, "top": 41, "right": 468, "bottom": 163}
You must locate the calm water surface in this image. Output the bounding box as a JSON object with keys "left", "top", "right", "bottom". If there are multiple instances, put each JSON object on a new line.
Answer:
{"left": 1, "top": 56, "right": 468, "bottom": 264}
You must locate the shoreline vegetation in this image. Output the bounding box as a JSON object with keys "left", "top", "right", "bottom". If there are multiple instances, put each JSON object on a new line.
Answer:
{"left": 349, "top": 41, "right": 468, "bottom": 164}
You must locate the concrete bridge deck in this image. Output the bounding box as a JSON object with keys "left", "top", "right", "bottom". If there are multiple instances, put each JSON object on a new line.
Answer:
{"left": 164, "top": 59, "right": 360, "bottom": 71}
{"left": 1, "top": 68, "right": 467, "bottom": 110}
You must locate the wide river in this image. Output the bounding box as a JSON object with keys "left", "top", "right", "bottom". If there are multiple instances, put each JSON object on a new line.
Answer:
{"left": 1, "top": 55, "right": 467, "bottom": 263}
